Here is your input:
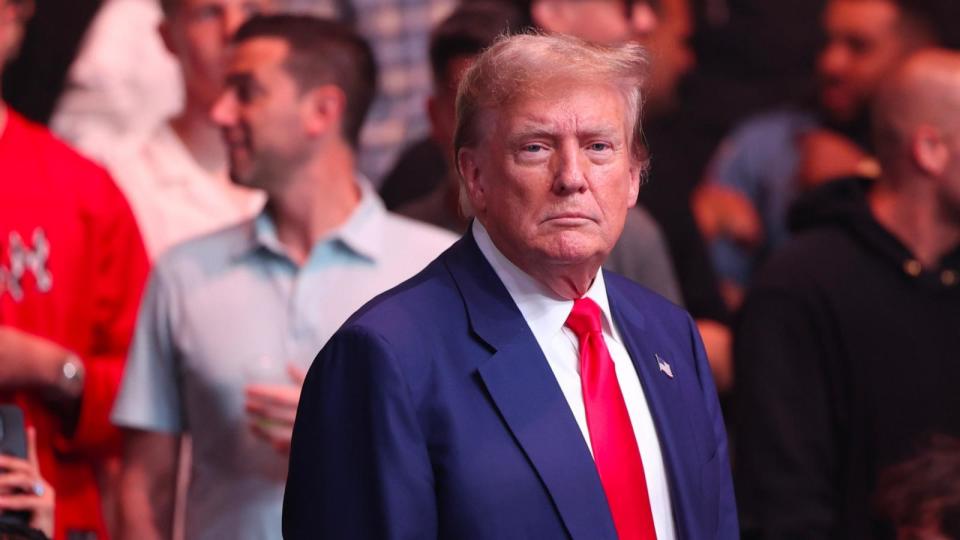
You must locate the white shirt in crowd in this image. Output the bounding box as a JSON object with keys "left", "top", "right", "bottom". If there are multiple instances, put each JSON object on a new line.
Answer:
{"left": 53, "top": 0, "right": 182, "bottom": 162}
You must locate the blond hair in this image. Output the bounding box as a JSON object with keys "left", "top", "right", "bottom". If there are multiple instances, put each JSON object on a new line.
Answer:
{"left": 453, "top": 32, "right": 650, "bottom": 180}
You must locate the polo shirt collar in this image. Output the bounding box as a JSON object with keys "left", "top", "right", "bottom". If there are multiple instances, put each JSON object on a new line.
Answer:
{"left": 244, "top": 174, "right": 385, "bottom": 263}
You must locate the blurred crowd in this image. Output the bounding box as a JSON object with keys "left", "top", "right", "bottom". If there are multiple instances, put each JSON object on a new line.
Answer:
{"left": 1, "top": 0, "right": 959, "bottom": 538}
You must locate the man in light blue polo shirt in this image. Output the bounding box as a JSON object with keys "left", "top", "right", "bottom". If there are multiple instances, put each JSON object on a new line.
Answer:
{"left": 110, "top": 15, "right": 455, "bottom": 540}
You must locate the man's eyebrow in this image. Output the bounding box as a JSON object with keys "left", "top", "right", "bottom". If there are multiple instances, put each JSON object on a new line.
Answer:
{"left": 577, "top": 127, "right": 623, "bottom": 140}
{"left": 224, "top": 72, "right": 254, "bottom": 88}
{"left": 507, "top": 126, "right": 557, "bottom": 143}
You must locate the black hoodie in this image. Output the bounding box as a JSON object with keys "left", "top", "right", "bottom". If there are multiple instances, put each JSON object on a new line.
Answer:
{"left": 733, "top": 177, "right": 960, "bottom": 539}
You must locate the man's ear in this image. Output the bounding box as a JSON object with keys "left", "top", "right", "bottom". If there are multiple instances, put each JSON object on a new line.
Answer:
{"left": 913, "top": 125, "right": 949, "bottom": 176}
{"left": 302, "top": 84, "right": 346, "bottom": 138}
{"left": 627, "top": 163, "right": 641, "bottom": 209}
{"left": 159, "top": 19, "right": 176, "bottom": 56}
{"left": 457, "top": 147, "right": 487, "bottom": 215}
{"left": 530, "top": 0, "right": 568, "bottom": 34}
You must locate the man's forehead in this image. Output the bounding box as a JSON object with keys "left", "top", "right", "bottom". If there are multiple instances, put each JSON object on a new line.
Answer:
{"left": 228, "top": 36, "right": 289, "bottom": 71}
{"left": 825, "top": 0, "right": 900, "bottom": 32}
{"left": 497, "top": 86, "right": 630, "bottom": 136}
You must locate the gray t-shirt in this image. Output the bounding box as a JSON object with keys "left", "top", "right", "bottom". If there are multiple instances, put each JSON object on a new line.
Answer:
{"left": 604, "top": 206, "right": 684, "bottom": 306}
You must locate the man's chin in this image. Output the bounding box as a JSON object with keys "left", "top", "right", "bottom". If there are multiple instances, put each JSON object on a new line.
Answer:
{"left": 819, "top": 94, "right": 860, "bottom": 125}
{"left": 537, "top": 232, "right": 609, "bottom": 267}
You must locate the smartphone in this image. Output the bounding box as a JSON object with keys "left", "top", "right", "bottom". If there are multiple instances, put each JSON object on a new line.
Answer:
{"left": 0, "top": 405, "right": 27, "bottom": 460}
{"left": 0, "top": 404, "right": 30, "bottom": 528}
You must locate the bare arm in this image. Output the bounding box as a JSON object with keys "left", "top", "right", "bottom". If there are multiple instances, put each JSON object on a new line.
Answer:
{"left": 117, "top": 429, "right": 180, "bottom": 540}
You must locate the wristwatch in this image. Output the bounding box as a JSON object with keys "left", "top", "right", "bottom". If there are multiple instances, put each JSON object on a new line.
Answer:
{"left": 60, "top": 353, "right": 85, "bottom": 397}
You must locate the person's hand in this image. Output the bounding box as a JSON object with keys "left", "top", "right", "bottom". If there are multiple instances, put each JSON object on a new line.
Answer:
{"left": 0, "top": 327, "right": 72, "bottom": 396}
{"left": 692, "top": 183, "right": 764, "bottom": 249}
{"left": 796, "top": 129, "right": 880, "bottom": 190}
{"left": 696, "top": 319, "right": 733, "bottom": 393}
{"left": 0, "top": 428, "right": 55, "bottom": 538}
{"left": 245, "top": 364, "right": 307, "bottom": 454}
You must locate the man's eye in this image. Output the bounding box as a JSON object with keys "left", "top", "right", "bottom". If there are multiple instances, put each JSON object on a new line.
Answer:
{"left": 588, "top": 142, "right": 611, "bottom": 152}
{"left": 522, "top": 144, "right": 545, "bottom": 153}
{"left": 235, "top": 84, "right": 254, "bottom": 103}
{"left": 845, "top": 36, "right": 871, "bottom": 57}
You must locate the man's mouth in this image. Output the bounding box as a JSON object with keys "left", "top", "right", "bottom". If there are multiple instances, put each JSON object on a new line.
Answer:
{"left": 542, "top": 212, "right": 596, "bottom": 225}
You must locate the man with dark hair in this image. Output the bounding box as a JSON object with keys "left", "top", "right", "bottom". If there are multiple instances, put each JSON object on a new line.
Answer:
{"left": 111, "top": 14, "right": 454, "bottom": 540}
{"left": 734, "top": 49, "right": 960, "bottom": 538}
{"left": 230, "top": 14, "right": 377, "bottom": 149}
{"left": 378, "top": 0, "right": 525, "bottom": 214}
{"left": 381, "top": 1, "right": 527, "bottom": 229}
{"left": 0, "top": 0, "right": 150, "bottom": 538}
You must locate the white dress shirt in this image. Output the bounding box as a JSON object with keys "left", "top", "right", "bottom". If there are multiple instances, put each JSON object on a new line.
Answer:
{"left": 473, "top": 220, "right": 677, "bottom": 540}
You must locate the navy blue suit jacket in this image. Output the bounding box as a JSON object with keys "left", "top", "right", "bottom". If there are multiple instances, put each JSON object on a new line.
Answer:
{"left": 283, "top": 231, "right": 738, "bottom": 539}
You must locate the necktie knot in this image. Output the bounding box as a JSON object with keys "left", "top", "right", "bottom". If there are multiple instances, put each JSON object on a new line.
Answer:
{"left": 565, "top": 297, "right": 603, "bottom": 338}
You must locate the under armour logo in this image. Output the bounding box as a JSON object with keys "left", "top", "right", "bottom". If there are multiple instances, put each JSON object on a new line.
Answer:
{"left": 1, "top": 229, "right": 53, "bottom": 302}
{"left": 656, "top": 353, "right": 673, "bottom": 379}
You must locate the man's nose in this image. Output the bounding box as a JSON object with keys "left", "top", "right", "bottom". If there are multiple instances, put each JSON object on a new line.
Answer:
{"left": 553, "top": 143, "right": 589, "bottom": 194}
{"left": 818, "top": 43, "right": 848, "bottom": 79}
{"left": 210, "top": 90, "right": 238, "bottom": 127}
{"left": 631, "top": 2, "right": 659, "bottom": 39}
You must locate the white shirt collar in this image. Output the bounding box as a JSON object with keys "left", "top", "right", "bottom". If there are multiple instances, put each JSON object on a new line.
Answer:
{"left": 472, "top": 220, "right": 620, "bottom": 344}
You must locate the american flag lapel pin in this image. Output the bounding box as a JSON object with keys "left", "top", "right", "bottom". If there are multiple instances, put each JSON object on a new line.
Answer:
{"left": 656, "top": 353, "right": 674, "bottom": 379}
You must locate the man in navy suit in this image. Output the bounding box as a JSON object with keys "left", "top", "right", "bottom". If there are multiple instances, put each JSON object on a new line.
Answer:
{"left": 283, "top": 33, "right": 738, "bottom": 539}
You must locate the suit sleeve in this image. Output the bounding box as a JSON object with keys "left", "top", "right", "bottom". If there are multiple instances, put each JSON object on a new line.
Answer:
{"left": 55, "top": 169, "right": 149, "bottom": 457}
{"left": 686, "top": 314, "right": 739, "bottom": 538}
{"left": 733, "top": 284, "right": 839, "bottom": 538}
{"left": 283, "top": 325, "right": 436, "bottom": 540}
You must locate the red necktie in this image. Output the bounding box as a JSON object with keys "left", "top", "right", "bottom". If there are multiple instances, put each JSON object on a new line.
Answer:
{"left": 565, "top": 297, "right": 657, "bottom": 540}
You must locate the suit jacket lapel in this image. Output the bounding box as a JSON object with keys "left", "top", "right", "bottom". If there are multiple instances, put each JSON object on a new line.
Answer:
{"left": 605, "top": 272, "right": 701, "bottom": 538}
{"left": 442, "top": 232, "right": 617, "bottom": 540}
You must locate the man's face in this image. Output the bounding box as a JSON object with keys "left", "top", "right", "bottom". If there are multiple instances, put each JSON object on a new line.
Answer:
{"left": 211, "top": 37, "right": 309, "bottom": 190}
{"left": 818, "top": 0, "right": 914, "bottom": 124}
{"left": 645, "top": 0, "right": 694, "bottom": 111}
{"left": 462, "top": 83, "right": 640, "bottom": 273}
{"left": 163, "top": 0, "right": 272, "bottom": 108}
{"left": 536, "top": 0, "right": 658, "bottom": 46}
{"left": 0, "top": 0, "right": 29, "bottom": 73}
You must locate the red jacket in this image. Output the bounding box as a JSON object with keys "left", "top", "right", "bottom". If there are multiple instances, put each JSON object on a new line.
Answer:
{"left": 0, "top": 109, "right": 149, "bottom": 540}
